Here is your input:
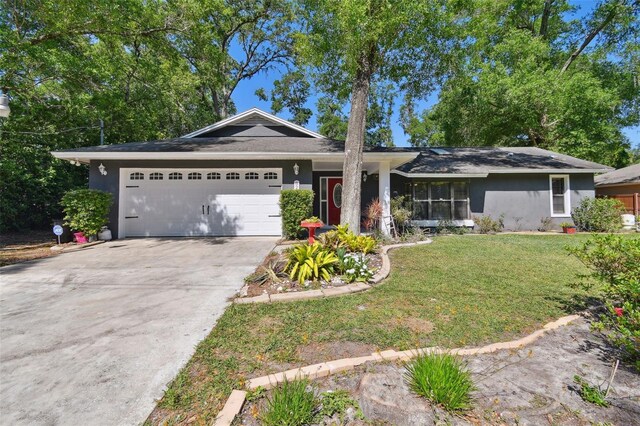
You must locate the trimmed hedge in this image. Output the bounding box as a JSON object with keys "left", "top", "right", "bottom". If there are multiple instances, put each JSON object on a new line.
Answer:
{"left": 280, "top": 189, "right": 314, "bottom": 239}
{"left": 61, "top": 189, "right": 113, "bottom": 236}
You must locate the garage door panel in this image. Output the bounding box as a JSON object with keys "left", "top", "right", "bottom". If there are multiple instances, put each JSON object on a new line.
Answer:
{"left": 123, "top": 168, "right": 282, "bottom": 237}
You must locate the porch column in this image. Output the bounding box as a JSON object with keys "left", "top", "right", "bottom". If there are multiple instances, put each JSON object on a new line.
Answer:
{"left": 379, "top": 161, "right": 391, "bottom": 235}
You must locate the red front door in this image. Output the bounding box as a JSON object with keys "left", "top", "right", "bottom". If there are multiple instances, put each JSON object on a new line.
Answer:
{"left": 327, "top": 178, "right": 343, "bottom": 225}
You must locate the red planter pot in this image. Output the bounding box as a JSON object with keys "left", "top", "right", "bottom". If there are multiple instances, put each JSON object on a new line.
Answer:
{"left": 562, "top": 226, "right": 577, "bottom": 234}
{"left": 74, "top": 232, "right": 88, "bottom": 244}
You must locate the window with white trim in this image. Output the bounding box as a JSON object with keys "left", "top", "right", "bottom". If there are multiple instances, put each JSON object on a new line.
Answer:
{"left": 168, "top": 172, "right": 183, "bottom": 180}
{"left": 264, "top": 172, "right": 278, "bottom": 180}
{"left": 149, "top": 172, "right": 163, "bottom": 180}
{"left": 207, "top": 172, "right": 221, "bottom": 180}
{"left": 550, "top": 175, "right": 570, "bottom": 216}
{"left": 130, "top": 172, "right": 144, "bottom": 180}
{"left": 226, "top": 172, "right": 240, "bottom": 180}
{"left": 188, "top": 172, "right": 202, "bottom": 180}
{"left": 245, "top": 172, "right": 259, "bottom": 180}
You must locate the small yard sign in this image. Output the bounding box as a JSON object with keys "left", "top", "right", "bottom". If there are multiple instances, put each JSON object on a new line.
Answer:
{"left": 53, "top": 224, "right": 63, "bottom": 244}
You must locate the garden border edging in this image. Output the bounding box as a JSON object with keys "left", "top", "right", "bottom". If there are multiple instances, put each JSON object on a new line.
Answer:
{"left": 234, "top": 239, "right": 432, "bottom": 304}
{"left": 212, "top": 314, "right": 581, "bottom": 426}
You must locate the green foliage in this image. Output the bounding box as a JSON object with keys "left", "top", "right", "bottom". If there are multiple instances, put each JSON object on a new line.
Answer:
{"left": 318, "top": 389, "right": 364, "bottom": 421}
{"left": 302, "top": 216, "right": 322, "bottom": 224}
{"left": 391, "top": 195, "right": 413, "bottom": 227}
{"left": 319, "top": 224, "right": 378, "bottom": 254}
{"left": 261, "top": 378, "right": 317, "bottom": 426}
{"left": 245, "top": 253, "right": 288, "bottom": 286}
{"left": 1, "top": 0, "right": 296, "bottom": 231}
{"left": 572, "top": 197, "right": 625, "bottom": 232}
{"left": 473, "top": 215, "right": 505, "bottom": 234}
{"left": 286, "top": 243, "right": 338, "bottom": 283}
{"left": 337, "top": 252, "right": 373, "bottom": 283}
{"left": 401, "top": 0, "right": 640, "bottom": 167}
{"left": 280, "top": 190, "right": 314, "bottom": 239}
{"left": 60, "top": 189, "right": 112, "bottom": 236}
{"left": 405, "top": 352, "right": 475, "bottom": 412}
{"left": 573, "top": 375, "right": 609, "bottom": 407}
{"left": 568, "top": 234, "right": 640, "bottom": 363}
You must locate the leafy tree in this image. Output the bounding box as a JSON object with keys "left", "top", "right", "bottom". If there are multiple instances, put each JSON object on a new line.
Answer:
{"left": 297, "top": 0, "right": 459, "bottom": 232}
{"left": 402, "top": 0, "right": 640, "bottom": 168}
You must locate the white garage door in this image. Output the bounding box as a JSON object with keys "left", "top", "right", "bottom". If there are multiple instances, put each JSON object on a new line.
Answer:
{"left": 121, "top": 168, "right": 282, "bottom": 237}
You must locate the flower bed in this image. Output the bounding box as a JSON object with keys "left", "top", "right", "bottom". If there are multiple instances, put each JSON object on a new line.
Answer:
{"left": 240, "top": 225, "right": 383, "bottom": 298}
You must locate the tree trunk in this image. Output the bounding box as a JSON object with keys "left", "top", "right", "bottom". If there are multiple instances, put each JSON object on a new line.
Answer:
{"left": 340, "top": 49, "right": 375, "bottom": 234}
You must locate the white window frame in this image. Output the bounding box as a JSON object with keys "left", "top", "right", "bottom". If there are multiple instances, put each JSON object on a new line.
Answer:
{"left": 549, "top": 174, "right": 571, "bottom": 217}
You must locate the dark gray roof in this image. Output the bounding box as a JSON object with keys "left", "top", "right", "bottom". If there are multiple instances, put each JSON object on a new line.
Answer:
{"left": 594, "top": 163, "right": 640, "bottom": 186}
{"left": 54, "top": 136, "right": 347, "bottom": 153}
{"left": 394, "top": 147, "right": 612, "bottom": 174}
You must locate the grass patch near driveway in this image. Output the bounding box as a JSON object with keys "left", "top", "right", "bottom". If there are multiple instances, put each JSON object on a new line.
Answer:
{"left": 148, "top": 234, "right": 597, "bottom": 425}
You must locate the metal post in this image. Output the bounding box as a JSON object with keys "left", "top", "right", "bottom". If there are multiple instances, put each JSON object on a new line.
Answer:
{"left": 99, "top": 119, "right": 104, "bottom": 145}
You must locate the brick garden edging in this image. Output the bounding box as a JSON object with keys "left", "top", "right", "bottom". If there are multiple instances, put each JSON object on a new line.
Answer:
{"left": 212, "top": 314, "right": 581, "bottom": 425}
{"left": 234, "top": 239, "right": 433, "bottom": 304}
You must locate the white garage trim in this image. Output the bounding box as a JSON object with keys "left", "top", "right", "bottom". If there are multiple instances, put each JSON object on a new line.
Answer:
{"left": 118, "top": 168, "right": 283, "bottom": 238}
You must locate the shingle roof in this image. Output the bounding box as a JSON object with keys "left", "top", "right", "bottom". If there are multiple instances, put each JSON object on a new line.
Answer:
{"left": 393, "top": 147, "right": 612, "bottom": 174}
{"left": 594, "top": 163, "right": 640, "bottom": 186}
{"left": 53, "top": 136, "right": 346, "bottom": 153}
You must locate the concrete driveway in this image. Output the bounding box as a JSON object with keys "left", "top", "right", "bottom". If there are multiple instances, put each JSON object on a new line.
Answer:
{"left": 0, "top": 237, "right": 276, "bottom": 425}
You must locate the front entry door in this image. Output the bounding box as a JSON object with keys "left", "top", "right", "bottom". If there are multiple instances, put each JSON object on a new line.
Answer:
{"left": 327, "top": 178, "right": 343, "bottom": 225}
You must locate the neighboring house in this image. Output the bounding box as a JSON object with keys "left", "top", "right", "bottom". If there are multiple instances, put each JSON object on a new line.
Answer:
{"left": 595, "top": 163, "right": 640, "bottom": 216}
{"left": 51, "top": 108, "right": 611, "bottom": 238}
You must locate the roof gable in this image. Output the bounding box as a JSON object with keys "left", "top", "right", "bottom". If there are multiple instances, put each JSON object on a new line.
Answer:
{"left": 182, "top": 108, "right": 324, "bottom": 139}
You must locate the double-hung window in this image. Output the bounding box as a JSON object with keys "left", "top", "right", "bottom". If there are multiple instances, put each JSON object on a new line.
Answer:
{"left": 550, "top": 175, "right": 570, "bottom": 216}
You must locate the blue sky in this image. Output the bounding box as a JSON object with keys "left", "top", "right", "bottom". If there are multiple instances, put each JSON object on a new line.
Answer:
{"left": 230, "top": 0, "right": 639, "bottom": 149}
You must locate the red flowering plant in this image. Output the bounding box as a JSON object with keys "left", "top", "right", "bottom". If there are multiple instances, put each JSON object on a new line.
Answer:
{"left": 568, "top": 235, "right": 640, "bottom": 368}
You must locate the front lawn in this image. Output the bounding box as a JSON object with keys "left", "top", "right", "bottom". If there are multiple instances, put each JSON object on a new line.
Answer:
{"left": 147, "top": 234, "right": 601, "bottom": 425}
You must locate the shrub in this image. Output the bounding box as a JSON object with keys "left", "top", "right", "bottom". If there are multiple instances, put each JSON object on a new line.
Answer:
{"left": 60, "top": 189, "right": 112, "bottom": 236}
{"left": 261, "top": 378, "right": 317, "bottom": 426}
{"left": 245, "top": 253, "right": 288, "bottom": 286}
{"left": 286, "top": 243, "right": 338, "bottom": 283}
{"left": 337, "top": 250, "right": 373, "bottom": 283}
{"left": 573, "top": 375, "right": 609, "bottom": 407}
{"left": 405, "top": 352, "right": 475, "bottom": 412}
{"left": 363, "top": 198, "right": 382, "bottom": 231}
{"left": 280, "top": 189, "right": 314, "bottom": 239}
{"left": 391, "top": 195, "right": 413, "bottom": 229}
{"left": 572, "top": 197, "right": 625, "bottom": 232}
{"left": 568, "top": 235, "right": 640, "bottom": 365}
{"left": 473, "top": 214, "right": 504, "bottom": 234}
{"left": 538, "top": 216, "right": 553, "bottom": 232}
{"left": 318, "top": 224, "right": 378, "bottom": 254}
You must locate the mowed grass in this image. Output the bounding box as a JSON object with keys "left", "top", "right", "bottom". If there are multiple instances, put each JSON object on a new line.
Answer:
{"left": 149, "top": 234, "right": 598, "bottom": 424}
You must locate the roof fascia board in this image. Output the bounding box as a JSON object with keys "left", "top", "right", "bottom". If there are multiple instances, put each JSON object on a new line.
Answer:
{"left": 182, "top": 108, "right": 325, "bottom": 139}
{"left": 487, "top": 168, "right": 612, "bottom": 174}
{"left": 595, "top": 181, "right": 640, "bottom": 188}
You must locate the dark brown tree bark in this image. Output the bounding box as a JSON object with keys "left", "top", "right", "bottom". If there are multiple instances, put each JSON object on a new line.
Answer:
{"left": 340, "top": 47, "right": 376, "bottom": 233}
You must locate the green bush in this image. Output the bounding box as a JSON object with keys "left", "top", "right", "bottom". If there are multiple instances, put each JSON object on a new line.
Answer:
{"left": 568, "top": 235, "right": 640, "bottom": 365}
{"left": 60, "top": 189, "right": 112, "bottom": 236}
{"left": 261, "top": 378, "right": 317, "bottom": 426}
{"left": 286, "top": 243, "right": 338, "bottom": 283}
{"left": 318, "top": 224, "right": 378, "bottom": 254}
{"left": 571, "top": 197, "right": 625, "bottom": 232}
{"left": 473, "top": 214, "right": 504, "bottom": 234}
{"left": 405, "top": 352, "right": 475, "bottom": 412}
{"left": 280, "top": 189, "right": 314, "bottom": 239}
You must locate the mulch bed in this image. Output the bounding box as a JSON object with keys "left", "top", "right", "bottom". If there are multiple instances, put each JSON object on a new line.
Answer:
{"left": 241, "top": 248, "right": 383, "bottom": 298}
{"left": 0, "top": 230, "right": 62, "bottom": 267}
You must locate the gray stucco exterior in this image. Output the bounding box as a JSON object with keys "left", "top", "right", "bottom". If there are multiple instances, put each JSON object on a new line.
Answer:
{"left": 468, "top": 173, "right": 594, "bottom": 230}
{"left": 89, "top": 159, "right": 312, "bottom": 237}
{"left": 388, "top": 173, "right": 594, "bottom": 231}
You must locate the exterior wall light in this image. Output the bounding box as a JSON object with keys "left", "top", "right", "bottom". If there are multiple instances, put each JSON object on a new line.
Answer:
{"left": 293, "top": 163, "right": 299, "bottom": 175}
{"left": 98, "top": 162, "right": 107, "bottom": 176}
{"left": 362, "top": 171, "right": 368, "bottom": 182}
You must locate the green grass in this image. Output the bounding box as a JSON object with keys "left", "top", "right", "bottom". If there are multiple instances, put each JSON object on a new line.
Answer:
{"left": 261, "top": 378, "right": 317, "bottom": 426}
{"left": 151, "top": 234, "right": 600, "bottom": 424}
{"left": 405, "top": 353, "right": 475, "bottom": 411}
